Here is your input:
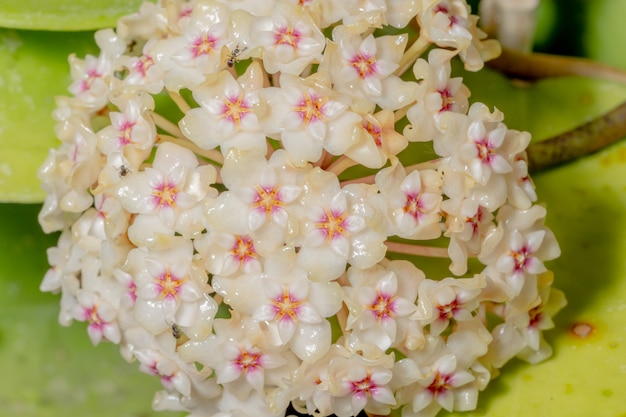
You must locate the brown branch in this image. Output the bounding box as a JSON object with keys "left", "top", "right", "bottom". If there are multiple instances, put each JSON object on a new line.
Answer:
{"left": 528, "top": 100, "right": 626, "bottom": 172}
{"left": 488, "top": 47, "right": 626, "bottom": 85}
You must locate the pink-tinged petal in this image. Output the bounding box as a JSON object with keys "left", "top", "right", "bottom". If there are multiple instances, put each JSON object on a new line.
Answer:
{"left": 171, "top": 372, "right": 192, "bottom": 397}
{"left": 218, "top": 363, "right": 243, "bottom": 384}
{"left": 296, "top": 303, "right": 322, "bottom": 323}
{"left": 372, "top": 386, "right": 396, "bottom": 405}
{"left": 330, "top": 234, "right": 350, "bottom": 258}
{"left": 87, "top": 325, "right": 104, "bottom": 345}
{"left": 526, "top": 229, "right": 546, "bottom": 252}
{"left": 437, "top": 389, "right": 454, "bottom": 411}
{"left": 319, "top": 99, "right": 347, "bottom": 119}
{"left": 245, "top": 366, "right": 265, "bottom": 392}
{"left": 308, "top": 119, "right": 327, "bottom": 141}
{"left": 525, "top": 256, "right": 547, "bottom": 274}
{"left": 255, "top": 304, "right": 278, "bottom": 322}
{"left": 260, "top": 352, "right": 286, "bottom": 370}
{"left": 392, "top": 298, "right": 417, "bottom": 317}
{"left": 490, "top": 154, "right": 512, "bottom": 174}
{"left": 278, "top": 185, "right": 302, "bottom": 203}
{"left": 450, "top": 369, "right": 475, "bottom": 387}
{"left": 179, "top": 283, "right": 201, "bottom": 302}
{"left": 282, "top": 109, "right": 306, "bottom": 130}
{"left": 343, "top": 215, "right": 366, "bottom": 234}
{"left": 277, "top": 317, "right": 298, "bottom": 342}
{"left": 420, "top": 192, "right": 442, "bottom": 211}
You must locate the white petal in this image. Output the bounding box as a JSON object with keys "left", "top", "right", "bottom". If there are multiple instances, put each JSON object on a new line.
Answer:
{"left": 218, "top": 363, "right": 242, "bottom": 384}
{"left": 278, "top": 318, "right": 298, "bottom": 343}
{"left": 296, "top": 303, "right": 322, "bottom": 323}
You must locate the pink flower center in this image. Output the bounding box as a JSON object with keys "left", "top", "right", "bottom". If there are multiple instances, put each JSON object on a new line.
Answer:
{"left": 437, "top": 298, "right": 460, "bottom": 320}
{"left": 368, "top": 292, "right": 396, "bottom": 321}
{"left": 152, "top": 179, "right": 179, "bottom": 209}
{"left": 230, "top": 235, "right": 258, "bottom": 266}
{"left": 465, "top": 206, "right": 484, "bottom": 235}
{"left": 315, "top": 209, "right": 348, "bottom": 242}
{"left": 235, "top": 349, "right": 264, "bottom": 374}
{"left": 403, "top": 192, "right": 425, "bottom": 222}
{"left": 293, "top": 92, "right": 328, "bottom": 125}
{"left": 349, "top": 53, "right": 377, "bottom": 79}
{"left": 511, "top": 245, "right": 532, "bottom": 272}
{"left": 438, "top": 88, "right": 453, "bottom": 112}
{"left": 154, "top": 266, "right": 186, "bottom": 300}
{"left": 363, "top": 120, "right": 382, "bottom": 147}
{"left": 270, "top": 288, "right": 303, "bottom": 322}
{"left": 252, "top": 185, "right": 285, "bottom": 217}
{"left": 220, "top": 94, "right": 253, "bottom": 126}
{"left": 274, "top": 26, "right": 301, "bottom": 49}
{"left": 191, "top": 32, "right": 219, "bottom": 57}
{"left": 133, "top": 55, "right": 154, "bottom": 78}
{"left": 83, "top": 305, "right": 103, "bottom": 326}
{"left": 350, "top": 373, "right": 377, "bottom": 399}
{"left": 475, "top": 138, "right": 496, "bottom": 164}
{"left": 118, "top": 120, "right": 135, "bottom": 146}
{"left": 80, "top": 68, "right": 102, "bottom": 92}
{"left": 427, "top": 371, "right": 453, "bottom": 395}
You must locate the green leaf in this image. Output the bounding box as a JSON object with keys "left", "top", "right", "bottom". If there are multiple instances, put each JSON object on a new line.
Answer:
{"left": 0, "top": 29, "right": 97, "bottom": 202}
{"left": 0, "top": 204, "right": 183, "bottom": 417}
{"left": 0, "top": 0, "right": 148, "bottom": 31}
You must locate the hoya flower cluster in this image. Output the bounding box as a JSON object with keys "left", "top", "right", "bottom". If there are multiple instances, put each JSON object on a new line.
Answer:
{"left": 38, "top": 1, "right": 565, "bottom": 416}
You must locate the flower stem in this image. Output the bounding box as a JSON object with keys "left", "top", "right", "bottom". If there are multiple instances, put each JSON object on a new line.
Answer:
{"left": 527, "top": 100, "right": 626, "bottom": 171}
{"left": 151, "top": 111, "right": 183, "bottom": 137}
{"left": 395, "top": 34, "right": 430, "bottom": 76}
{"left": 157, "top": 134, "right": 224, "bottom": 165}
{"left": 326, "top": 155, "right": 358, "bottom": 176}
{"left": 168, "top": 90, "right": 192, "bottom": 113}
{"left": 385, "top": 241, "right": 449, "bottom": 258}
{"left": 404, "top": 158, "right": 443, "bottom": 172}
{"left": 339, "top": 158, "right": 442, "bottom": 186}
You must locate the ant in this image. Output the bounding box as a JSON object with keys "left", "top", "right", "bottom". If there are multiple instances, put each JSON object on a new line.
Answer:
{"left": 171, "top": 323, "right": 182, "bottom": 339}
{"left": 169, "top": 322, "right": 190, "bottom": 349}
{"left": 119, "top": 165, "right": 130, "bottom": 177}
{"left": 226, "top": 44, "right": 247, "bottom": 68}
